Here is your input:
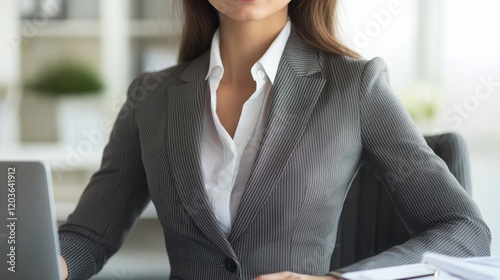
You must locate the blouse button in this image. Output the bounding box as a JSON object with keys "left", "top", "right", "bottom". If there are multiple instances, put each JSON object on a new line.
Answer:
{"left": 257, "top": 70, "right": 266, "bottom": 79}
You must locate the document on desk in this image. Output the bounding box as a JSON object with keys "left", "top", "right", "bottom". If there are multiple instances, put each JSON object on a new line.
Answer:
{"left": 338, "top": 263, "right": 443, "bottom": 280}
{"left": 422, "top": 252, "right": 500, "bottom": 280}
{"left": 337, "top": 253, "right": 500, "bottom": 280}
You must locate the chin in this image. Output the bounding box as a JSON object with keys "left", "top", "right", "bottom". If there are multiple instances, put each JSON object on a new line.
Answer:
{"left": 215, "top": 0, "right": 289, "bottom": 23}
{"left": 224, "top": 9, "right": 267, "bottom": 22}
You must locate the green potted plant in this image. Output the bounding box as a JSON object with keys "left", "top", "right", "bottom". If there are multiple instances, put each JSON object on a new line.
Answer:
{"left": 21, "top": 60, "right": 104, "bottom": 146}
{"left": 27, "top": 61, "right": 103, "bottom": 97}
{"left": 400, "top": 82, "right": 442, "bottom": 133}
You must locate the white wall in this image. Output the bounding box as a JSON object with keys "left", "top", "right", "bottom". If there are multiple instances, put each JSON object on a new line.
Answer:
{"left": 338, "top": 0, "right": 419, "bottom": 93}
{"left": 439, "top": 0, "right": 500, "bottom": 256}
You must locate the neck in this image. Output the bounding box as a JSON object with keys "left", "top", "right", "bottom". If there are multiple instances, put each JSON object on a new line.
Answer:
{"left": 218, "top": 10, "right": 288, "bottom": 84}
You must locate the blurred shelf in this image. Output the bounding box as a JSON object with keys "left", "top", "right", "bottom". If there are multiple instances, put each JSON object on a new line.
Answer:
{"left": 56, "top": 201, "right": 158, "bottom": 221}
{"left": 22, "top": 19, "right": 101, "bottom": 38}
{"left": 0, "top": 143, "right": 104, "bottom": 171}
{"left": 129, "top": 20, "right": 181, "bottom": 38}
{"left": 21, "top": 19, "right": 182, "bottom": 39}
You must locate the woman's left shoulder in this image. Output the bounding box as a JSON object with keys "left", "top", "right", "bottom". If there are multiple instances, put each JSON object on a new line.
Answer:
{"left": 318, "top": 51, "right": 388, "bottom": 79}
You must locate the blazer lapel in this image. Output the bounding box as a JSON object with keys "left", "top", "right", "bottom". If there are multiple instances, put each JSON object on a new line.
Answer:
{"left": 228, "top": 28, "right": 327, "bottom": 243}
{"left": 167, "top": 51, "right": 236, "bottom": 259}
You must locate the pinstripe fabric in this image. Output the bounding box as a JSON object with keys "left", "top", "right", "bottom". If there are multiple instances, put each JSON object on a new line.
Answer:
{"left": 58, "top": 26, "right": 491, "bottom": 280}
{"left": 331, "top": 133, "right": 474, "bottom": 270}
{"left": 425, "top": 133, "right": 472, "bottom": 194}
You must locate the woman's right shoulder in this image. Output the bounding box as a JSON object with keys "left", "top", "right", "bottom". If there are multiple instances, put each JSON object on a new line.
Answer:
{"left": 128, "top": 61, "right": 191, "bottom": 92}
{"left": 127, "top": 49, "right": 210, "bottom": 98}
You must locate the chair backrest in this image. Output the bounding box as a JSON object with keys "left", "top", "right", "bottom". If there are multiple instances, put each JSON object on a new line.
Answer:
{"left": 330, "top": 133, "right": 471, "bottom": 270}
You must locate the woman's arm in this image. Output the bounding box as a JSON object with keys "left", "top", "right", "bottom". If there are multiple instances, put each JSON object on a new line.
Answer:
{"left": 58, "top": 74, "right": 151, "bottom": 279}
{"left": 337, "top": 58, "right": 491, "bottom": 272}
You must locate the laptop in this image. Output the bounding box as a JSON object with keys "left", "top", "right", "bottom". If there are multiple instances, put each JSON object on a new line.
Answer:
{"left": 0, "top": 161, "right": 62, "bottom": 280}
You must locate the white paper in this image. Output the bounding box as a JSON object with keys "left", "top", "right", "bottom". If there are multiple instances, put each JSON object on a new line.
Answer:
{"left": 422, "top": 252, "right": 500, "bottom": 280}
{"left": 341, "top": 263, "right": 438, "bottom": 280}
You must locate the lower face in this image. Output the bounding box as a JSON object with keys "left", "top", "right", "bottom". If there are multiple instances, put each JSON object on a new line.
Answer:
{"left": 208, "top": 0, "right": 292, "bottom": 22}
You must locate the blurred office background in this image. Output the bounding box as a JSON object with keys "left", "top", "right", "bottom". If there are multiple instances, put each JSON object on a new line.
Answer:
{"left": 0, "top": 0, "right": 499, "bottom": 279}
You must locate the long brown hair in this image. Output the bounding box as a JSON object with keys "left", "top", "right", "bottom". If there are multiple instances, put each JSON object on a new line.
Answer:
{"left": 178, "top": 0, "right": 360, "bottom": 63}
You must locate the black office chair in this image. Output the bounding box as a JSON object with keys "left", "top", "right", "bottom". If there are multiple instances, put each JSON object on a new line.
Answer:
{"left": 330, "top": 133, "right": 472, "bottom": 270}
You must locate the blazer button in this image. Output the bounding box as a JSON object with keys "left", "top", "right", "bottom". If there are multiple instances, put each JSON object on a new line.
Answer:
{"left": 224, "top": 257, "right": 237, "bottom": 272}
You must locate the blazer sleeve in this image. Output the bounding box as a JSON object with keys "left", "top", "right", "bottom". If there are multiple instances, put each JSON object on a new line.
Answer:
{"left": 58, "top": 75, "right": 150, "bottom": 280}
{"left": 336, "top": 58, "right": 491, "bottom": 272}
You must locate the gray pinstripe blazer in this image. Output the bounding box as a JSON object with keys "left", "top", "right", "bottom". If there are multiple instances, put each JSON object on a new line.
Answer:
{"left": 58, "top": 27, "right": 491, "bottom": 280}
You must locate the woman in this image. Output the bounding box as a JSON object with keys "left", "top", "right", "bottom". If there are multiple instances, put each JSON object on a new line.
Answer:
{"left": 58, "top": 0, "right": 491, "bottom": 279}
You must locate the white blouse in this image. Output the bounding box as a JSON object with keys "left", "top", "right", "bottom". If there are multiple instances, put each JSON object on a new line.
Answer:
{"left": 201, "top": 20, "right": 291, "bottom": 235}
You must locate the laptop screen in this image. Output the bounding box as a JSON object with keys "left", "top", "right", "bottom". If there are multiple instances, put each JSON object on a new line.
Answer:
{"left": 0, "top": 161, "right": 62, "bottom": 279}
